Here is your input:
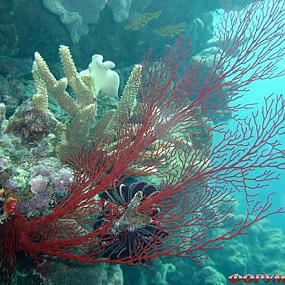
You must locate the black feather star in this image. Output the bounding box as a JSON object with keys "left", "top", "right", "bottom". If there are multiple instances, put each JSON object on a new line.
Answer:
{"left": 93, "top": 182, "right": 167, "bottom": 262}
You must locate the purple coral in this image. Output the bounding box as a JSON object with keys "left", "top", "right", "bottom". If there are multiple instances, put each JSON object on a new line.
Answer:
{"left": 30, "top": 175, "right": 48, "bottom": 194}
{"left": 31, "top": 164, "right": 53, "bottom": 178}
{"left": 52, "top": 168, "right": 73, "bottom": 193}
{"left": 28, "top": 175, "right": 49, "bottom": 210}
{"left": 28, "top": 193, "right": 50, "bottom": 210}
{"left": 24, "top": 166, "right": 73, "bottom": 214}
{"left": 32, "top": 162, "right": 73, "bottom": 194}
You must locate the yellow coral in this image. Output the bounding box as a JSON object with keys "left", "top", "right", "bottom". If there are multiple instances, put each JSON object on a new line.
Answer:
{"left": 33, "top": 51, "right": 78, "bottom": 115}
{"left": 59, "top": 45, "right": 94, "bottom": 106}
{"left": 33, "top": 46, "right": 97, "bottom": 161}
{"left": 107, "top": 64, "right": 142, "bottom": 131}
{"left": 154, "top": 22, "right": 186, "bottom": 37}
{"left": 92, "top": 64, "right": 142, "bottom": 150}
{"left": 124, "top": 11, "right": 161, "bottom": 31}
{"left": 32, "top": 64, "right": 49, "bottom": 112}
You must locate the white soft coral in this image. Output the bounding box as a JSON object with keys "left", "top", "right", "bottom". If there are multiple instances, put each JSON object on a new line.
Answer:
{"left": 81, "top": 54, "right": 120, "bottom": 98}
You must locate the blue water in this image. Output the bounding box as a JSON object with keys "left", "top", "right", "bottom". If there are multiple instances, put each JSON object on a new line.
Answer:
{"left": 213, "top": 5, "right": 285, "bottom": 232}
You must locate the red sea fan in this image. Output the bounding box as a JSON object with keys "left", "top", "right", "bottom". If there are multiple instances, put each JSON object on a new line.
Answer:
{"left": 2, "top": 0, "right": 285, "bottom": 279}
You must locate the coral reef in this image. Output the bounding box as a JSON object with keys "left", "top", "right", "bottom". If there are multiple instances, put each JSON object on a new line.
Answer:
{"left": 0, "top": 1, "right": 285, "bottom": 284}
{"left": 0, "top": 140, "right": 73, "bottom": 217}
{"left": 0, "top": 41, "right": 144, "bottom": 234}
{"left": 211, "top": 221, "right": 285, "bottom": 276}
{"left": 0, "top": 188, "right": 18, "bottom": 225}
{"left": 0, "top": 3, "right": 284, "bottom": 282}
{"left": 0, "top": 41, "right": 144, "bottom": 232}
{"left": 107, "top": 0, "right": 133, "bottom": 23}
{"left": 44, "top": 263, "right": 123, "bottom": 285}
{"left": 140, "top": 260, "right": 176, "bottom": 285}
{"left": 0, "top": 96, "right": 69, "bottom": 220}
{"left": 84, "top": 53, "right": 120, "bottom": 98}
{"left": 123, "top": 220, "right": 285, "bottom": 285}
{"left": 94, "top": 63, "right": 141, "bottom": 146}
{"left": 193, "top": 266, "right": 227, "bottom": 285}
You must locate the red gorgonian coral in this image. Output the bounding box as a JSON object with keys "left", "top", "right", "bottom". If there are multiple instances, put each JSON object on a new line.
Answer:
{"left": 1, "top": 0, "right": 285, "bottom": 281}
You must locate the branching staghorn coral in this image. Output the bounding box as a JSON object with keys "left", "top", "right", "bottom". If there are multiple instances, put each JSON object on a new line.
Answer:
{"left": 33, "top": 45, "right": 96, "bottom": 160}
{"left": 107, "top": 64, "right": 141, "bottom": 131}
{"left": 33, "top": 46, "right": 140, "bottom": 160}
{"left": 32, "top": 68, "right": 49, "bottom": 113}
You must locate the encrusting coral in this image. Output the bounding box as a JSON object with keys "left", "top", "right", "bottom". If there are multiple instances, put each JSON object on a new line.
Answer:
{"left": 5, "top": 100, "right": 63, "bottom": 143}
